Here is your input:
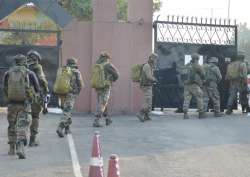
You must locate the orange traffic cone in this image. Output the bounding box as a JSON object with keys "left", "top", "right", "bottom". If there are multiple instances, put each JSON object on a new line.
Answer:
{"left": 107, "top": 154, "right": 120, "bottom": 177}
{"left": 88, "top": 131, "right": 104, "bottom": 177}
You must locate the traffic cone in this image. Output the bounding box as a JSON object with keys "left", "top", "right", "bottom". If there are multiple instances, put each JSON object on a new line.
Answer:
{"left": 88, "top": 131, "right": 104, "bottom": 177}
{"left": 107, "top": 154, "right": 120, "bottom": 177}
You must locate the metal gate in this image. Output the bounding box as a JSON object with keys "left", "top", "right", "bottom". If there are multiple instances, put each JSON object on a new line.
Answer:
{"left": 153, "top": 16, "right": 238, "bottom": 110}
{"left": 0, "top": 28, "right": 61, "bottom": 107}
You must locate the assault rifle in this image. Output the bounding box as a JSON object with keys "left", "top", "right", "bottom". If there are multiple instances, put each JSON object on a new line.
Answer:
{"left": 42, "top": 94, "right": 50, "bottom": 114}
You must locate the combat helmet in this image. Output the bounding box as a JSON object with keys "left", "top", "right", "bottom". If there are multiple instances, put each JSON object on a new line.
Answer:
{"left": 191, "top": 53, "right": 199, "bottom": 61}
{"left": 27, "top": 50, "right": 42, "bottom": 65}
{"left": 14, "top": 54, "right": 27, "bottom": 65}
{"left": 67, "top": 57, "right": 78, "bottom": 66}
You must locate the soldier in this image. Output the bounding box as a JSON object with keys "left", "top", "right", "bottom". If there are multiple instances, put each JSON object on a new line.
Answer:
{"left": 226, "top": 52, "right": 248, "bottom": 115}
{"left": 26, "top": 50, "right": 49, "bottom": 146}
{"left": 203, "top": 57, "right": 223, "bottom": 117}
{"left": 56, "top": 58, "right": 83, "bottom": 137}
{"left": 183, "top": 53, "right": 206, "bottom": 119}
{"left": 137, "top": 53, "right": 158, "bottom": 122}
{"left": 92, "top": 52, "right": 119, "bottom": 127}
{"left": 3, "top": 54, "right": 40, "bottom": 159}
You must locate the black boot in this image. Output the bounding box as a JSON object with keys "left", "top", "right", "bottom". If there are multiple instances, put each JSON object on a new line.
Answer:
{"left": 56, "top": 123, "right": 65, "bottom": 138}
{"left": 93, "top": 116, "right": 103, "bottom": 127}
{"left": 8, "top": 143, "right": 16, "bottom": 155}
{"left": 136, "top": 111, "right": 145, "bottom": 122}
{"left": 29, "top": 135, "right": 39, "bottom": 147}
{"left": 16, "top": 141, "right": 26, "bottom": 159}
{"left": 225, "top": 108, "right": 233, "bottom": 115}
{"left": 144, "top": 112, "right": 152, "bottom": 121}
{"left": 65, "top": 126, "right": 71, "bottom": 134}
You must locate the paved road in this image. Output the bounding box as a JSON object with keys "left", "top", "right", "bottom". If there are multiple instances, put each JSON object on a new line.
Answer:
{"left": 1, "top": 111, "right": 250, "bottom": 177}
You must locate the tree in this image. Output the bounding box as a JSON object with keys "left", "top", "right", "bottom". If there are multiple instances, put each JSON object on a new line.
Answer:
{"left": 58, "top": 0, "right": 162, "bottom": 21}
{"left": 238, "top": 23, "right": 250, "bottom": 62}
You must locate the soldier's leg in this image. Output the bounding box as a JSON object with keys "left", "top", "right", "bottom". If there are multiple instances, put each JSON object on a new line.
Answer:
{"left": 191, "top": 85, "right": 206, "bottom": 118}
{"left": 226, "top": 83, "right": 238, "bottom": 115}
{"left": 7, "top": 104, "right": 18, "bottom": 155}
{"left": 16, "top": 104, "right": 32, "bottom": 159}
{"left": 208, "top": 87, "right": 223, "bottom": 117}
{"left": 203, "top": 87, "right": 209, "bottom": 112}
{"left": 144, "top": 86, "right": 153, "bottom": 121}
{"left": 57, "top": 94, "right": 76, "bottom": 137}
{"left": 183, "top": 86, "right": 192, "bottom": 119}
{"left": 29, "top": 103, "right": 42, "bottom": 146}
{"left": 94, "top": 88, "right": 111, "bottom": 127}
{"left": 137, "top": 86, "right": 151, "bottom": 122}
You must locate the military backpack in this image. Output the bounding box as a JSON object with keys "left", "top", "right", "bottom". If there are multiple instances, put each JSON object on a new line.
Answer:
{"left": 53, "top": 66, "right": 73, "bottom": 95}
{"left": 226, "top": 61, "right": 242, "bottom": 80}
{"left": 90, "top": 63, "right": 110, "bottom": 89}
{"left": 8, "top": 66, "right": 29, "bottom": 101}
{"left": 130, "top": 64, "right": 144, "bottom": 82}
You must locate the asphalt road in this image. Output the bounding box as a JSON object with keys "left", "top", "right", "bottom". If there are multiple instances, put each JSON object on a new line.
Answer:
{"left": 1, "top": 110, "right": 250, "bottom": 177}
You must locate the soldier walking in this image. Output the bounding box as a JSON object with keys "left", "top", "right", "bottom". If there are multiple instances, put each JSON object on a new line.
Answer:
{"left": 3, "top": 54, "right": 40, "bottom": 159}
{"left": 225, "top": 52, "right": 249, "bottom": 115}
{"left": 203, "top": 57, "right": 223, "bottom": 117}
{"left": 27, "top": 50, "right": 49, "bottom": 146}
{"left": 183, "top": 53, "right": 206, "bottom": 119}
{"left": 56, "top": 58, "right": 83, "bottom": 137}
{"left": 136, "top": 53, "right": 158, "bottom": 122}
{"left": 92, "top": 52, "right": 119, "bottom": 127}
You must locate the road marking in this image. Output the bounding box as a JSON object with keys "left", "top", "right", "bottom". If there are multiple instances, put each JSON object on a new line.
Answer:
{"left": 67, "top": 134, "right": 83, "bottom": 177}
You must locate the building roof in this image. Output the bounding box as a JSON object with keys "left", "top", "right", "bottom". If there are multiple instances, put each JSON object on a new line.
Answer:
{"left": 0, "top": 0, "right": 72, "bottom": 27}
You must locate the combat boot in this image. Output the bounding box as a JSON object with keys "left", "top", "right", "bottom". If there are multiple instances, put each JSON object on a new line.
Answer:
{"left": 16, "top": 141, "right": 26, "bottom": 159}
{"left": 225, "top": 108, "right": 233, "bottom": 115}
{"left": 144, "top": 112, "right": 152, "bottom": 121}
{"left": 8, "top": 143, "right": 16, "bottom": 155}
{"left": 198, "top": 112, "right": 206, "bottom": 119}
{"left": 65, "top": 126, "right": 71, "bottom": 134}
{"left": 103, "top": 112, "right": 112, "bottom": 126}
{"left": 136, "top": 111, "right": 145, "bottom": 122}
{"left": 246, "top": 107, "right": 250, "bottom": 113}
{"left": 29, "top": 135, "right": 39, "bottom": 147}
{"left": 56, "top": 123, "right": 65, "bottom": 138}
{"left": 183, "top": 111, "right": 189, "bottom": 119}
{"left": 214, "top": 112, "right": 224, "bottom": 117}
{"left": 93, "top": 117, "right": 103, "bottom": 127}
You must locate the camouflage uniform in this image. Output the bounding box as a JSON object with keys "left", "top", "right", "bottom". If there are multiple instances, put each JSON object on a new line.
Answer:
{"left": 27, "top": 50, "right": 49, "bottom": 146}
{"left": 137, "top": 53, "right": 157, "bottom": 122}
{"left": 3, "top": 54, "right": 40, "bottom": 159}
{"left": 203, "top": 57, "right": 223, "bottom": 117}
{"left": 56, "top": 58, "right": 83, "bottom": 137}
{"left": 226, "top": 53, "right": 248, "bottom": 115}
{"left": 183, "top": 54, "right": 206, "bottom": 119}
{"left": 93, "top": 52, "right": 119, "bottom": 127}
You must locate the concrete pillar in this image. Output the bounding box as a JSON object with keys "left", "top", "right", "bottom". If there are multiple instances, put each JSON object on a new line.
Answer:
{"left": 93, "top": 0, "right": 117, "bottom": 22}
{"left": 127, "top": 0, "right": 153, "bottom": 23}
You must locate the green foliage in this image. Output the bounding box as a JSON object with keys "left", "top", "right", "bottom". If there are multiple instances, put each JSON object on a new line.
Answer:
{"left": 117, "top": 0, "right": 128, "bottom": 21}
{"left": 58, "top": 0, "right": 162, "bottom": 21}
{"left": 153, "top": 0, "right": 162, "bottom": 13}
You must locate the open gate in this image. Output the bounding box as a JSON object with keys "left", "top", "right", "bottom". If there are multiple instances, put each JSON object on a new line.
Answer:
{"left": 0, "top": 28, "right": 62, "bottom": 107}
{"left": 153, "top": 16, "right": 238, "bottom": 110}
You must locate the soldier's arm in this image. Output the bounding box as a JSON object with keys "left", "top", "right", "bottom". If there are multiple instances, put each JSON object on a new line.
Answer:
{"left": 74, "top": 70, "right": 84, "bottom": 93}
{"left": 35, "top": 65, "right": 49, "bottom": 93}
{"left": 143, "top": 64, "right": 156, "bottom": 82}
{"left": 215, "top": 67, "right": 222, "bottom": 82}
{"left": 3, "top": 71, "right": 9, "bottom": 98}
{"left": 106, "top": 63, "right": 119, "bottom": 82}
{"left": 28, "top": 70, "right": 41, "bottom": 93}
